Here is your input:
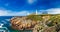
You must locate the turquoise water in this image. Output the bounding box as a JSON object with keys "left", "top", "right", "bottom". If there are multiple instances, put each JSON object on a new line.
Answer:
{"left": 8, "top": 27, "right": 32, "bottom": 32}
{"left": 20, "top": 30, "right": 32, "bottom": 32}
{"left": 10, "top": 30, "right": 32, "bottom": 32}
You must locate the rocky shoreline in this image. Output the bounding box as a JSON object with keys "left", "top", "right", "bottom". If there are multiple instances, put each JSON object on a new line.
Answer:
{"left": 10, "top": 14, "right": 60, "bottom": 32}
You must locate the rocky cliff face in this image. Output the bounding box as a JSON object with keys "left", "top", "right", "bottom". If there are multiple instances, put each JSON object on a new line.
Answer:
{"left": 10, "top": 16, "right": 37, "bottom": 30}
{"left": 10, "top": 15, "right": 60, "bottom": 32}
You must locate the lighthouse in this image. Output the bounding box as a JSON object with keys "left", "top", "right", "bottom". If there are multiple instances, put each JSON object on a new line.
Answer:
{"left": 27, "top": 10, "right": 38, "bottom": 15}
{"left": 36, "top": 10, "right": 38, "bottom": 15}
{"left": 27, "top": 12, "right": 30, "bottom": 15}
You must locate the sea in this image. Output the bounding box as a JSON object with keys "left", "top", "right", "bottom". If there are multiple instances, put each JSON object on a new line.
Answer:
{"left": 0, "top": 16, "right": 32, "bottom": 32}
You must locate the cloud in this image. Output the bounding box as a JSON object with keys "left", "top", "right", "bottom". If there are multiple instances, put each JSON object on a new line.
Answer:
{"left": 0, "top": 9, "right": 30, "bottom": 16}
{"left": 40, "top": 8, "right": 60, "bottom": 14}
{"left": 1, "top": 8, "right": 60, "bottom": 16}
{"left": 46, "top": 8, "right": 60, "bottom": 14}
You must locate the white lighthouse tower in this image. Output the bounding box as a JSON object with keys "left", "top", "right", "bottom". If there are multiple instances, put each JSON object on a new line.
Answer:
{"left": 36, "top": 10, "right": 38, "bottom": 15}
{"left": 27, "top": 12, "right": 30, "bottom": 15}
{"left": 27, "top": 10, "right": 38, "bottom": 15}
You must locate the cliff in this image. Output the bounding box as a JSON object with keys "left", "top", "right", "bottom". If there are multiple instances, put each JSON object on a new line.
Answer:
{"left": 10, "top": 14, "right": 60, "bottom": 32}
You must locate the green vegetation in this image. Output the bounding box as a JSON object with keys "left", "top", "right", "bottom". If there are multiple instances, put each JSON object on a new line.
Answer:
{"left": 46, "top": 15, "right": 60, "bottom": 27}
{"left": 27, "top": 14, "right": 60, "bottom": 32}
{"left": 27, "top": 14, "right": 42, "bottom": 21}
{"left": 27, "top": 14, "right": 60, "bottom": 25}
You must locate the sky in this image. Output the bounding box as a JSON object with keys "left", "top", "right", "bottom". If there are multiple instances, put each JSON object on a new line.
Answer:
{"left": 0, "top": 0, "right": 60, "bottom": 16}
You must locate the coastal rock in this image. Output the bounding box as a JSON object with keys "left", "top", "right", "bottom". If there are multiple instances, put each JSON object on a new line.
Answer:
{"left": 10, "top": 16, "right": 37, "bottom": 30}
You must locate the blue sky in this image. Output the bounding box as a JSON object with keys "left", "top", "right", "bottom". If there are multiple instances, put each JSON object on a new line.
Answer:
{"left": 0, "top": 0, "right": 60, "bottom": 16}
